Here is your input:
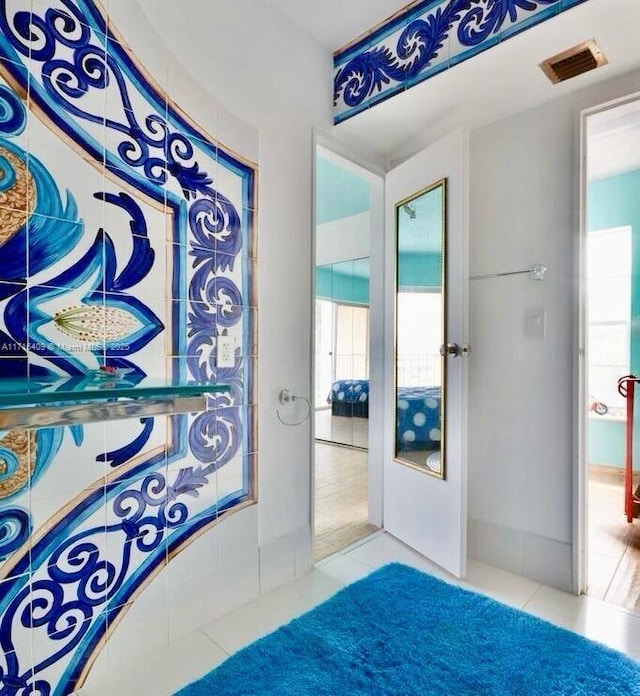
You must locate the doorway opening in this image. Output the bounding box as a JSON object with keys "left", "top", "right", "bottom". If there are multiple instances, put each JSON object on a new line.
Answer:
{"left": 583, "top": 97, "right": 640, "bottom": 611}
{"left": 313, "top": 145, "right": 380, "bottom": 561}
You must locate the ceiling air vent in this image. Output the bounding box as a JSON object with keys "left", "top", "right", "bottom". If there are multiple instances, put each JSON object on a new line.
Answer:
{"left": 540, "top": 40, "right": 607, "bottom": 84}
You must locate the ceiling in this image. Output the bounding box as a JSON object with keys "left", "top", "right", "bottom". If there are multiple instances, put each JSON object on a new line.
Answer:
{"left": 588, "top": 99, "right": 640, "bottom": 180}
{"left": 316, "top": 156, "right": 370, "bottom": 225}
{"left": 136, "top": 0, "right": 640, "bottom": 165}
{"left": 326, "top": 0, "right": 640, "bottom": 162}
{"left": 398, "top": 185, "right": 444, "bottom": 255}
{"left": 264, "top": 0, "right": 408, "bottom": 50}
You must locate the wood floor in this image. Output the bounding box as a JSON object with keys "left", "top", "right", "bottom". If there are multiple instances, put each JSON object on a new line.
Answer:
{"left": 588, "top": 468, "right": 640, "bottom": 613}
{"left": 314, "top": 441, "right": 378, "bottom": 561}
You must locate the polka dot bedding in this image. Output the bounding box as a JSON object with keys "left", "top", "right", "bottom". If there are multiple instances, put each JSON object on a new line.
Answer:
{"left": 327, "top": 381, "right": 440, "bottom": 448}
{"left": 328, "top": 379, "right": 370, "bottom": 417}
{"left": 396, "top": 386, "right": 441, "bottom": 450}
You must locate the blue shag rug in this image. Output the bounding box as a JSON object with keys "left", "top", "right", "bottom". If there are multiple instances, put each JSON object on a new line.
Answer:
{"left": 177, "top": 563, "right": 640, "bottom": 695}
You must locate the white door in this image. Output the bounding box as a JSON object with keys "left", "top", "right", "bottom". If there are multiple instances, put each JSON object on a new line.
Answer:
{"left": 384, "top": 128, "right": 469, "bottom": 578}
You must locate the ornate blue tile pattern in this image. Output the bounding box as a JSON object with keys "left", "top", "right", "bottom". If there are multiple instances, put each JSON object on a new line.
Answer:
{"left": 0, "top": 1, "right": 257, "bottom": 693}
{"left": 333, "top": 0, "right": 591, "bottom": 123}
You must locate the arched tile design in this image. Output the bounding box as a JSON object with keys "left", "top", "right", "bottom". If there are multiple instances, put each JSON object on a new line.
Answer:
{"left": 0, "top": 2, "right": 257, "bottom": 693}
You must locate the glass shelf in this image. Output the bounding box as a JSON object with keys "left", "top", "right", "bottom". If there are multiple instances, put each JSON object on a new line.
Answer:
{"left": 0, "top": 374, "right": 228, "bottom": 407}
{"left": 0, "top": 374, "right": 229, "bottom": 429}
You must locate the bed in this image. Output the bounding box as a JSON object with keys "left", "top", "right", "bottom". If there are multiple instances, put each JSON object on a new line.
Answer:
{"left": 327, "top": 380, "right": 441, "bottom": 449}
{"left": 327, "top": 379, "right": 369, "bottom": 417}
{"left": 395, "top": 386, "right": 441, "bottom": 451}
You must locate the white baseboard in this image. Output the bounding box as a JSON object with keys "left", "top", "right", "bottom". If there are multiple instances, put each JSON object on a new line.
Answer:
{"left": 468, "top": 518, "right": 572, "bottom": 592}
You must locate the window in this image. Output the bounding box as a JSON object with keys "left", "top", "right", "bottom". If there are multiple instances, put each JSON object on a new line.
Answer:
{"left": 396, "top": 291, "right": 442, "bottom": 387}
{"left": 315, "top": 299, "right": 335, "bottom": 408}
{"left": 314, "top": 300, "right": 370, "bottom": 408}
{"left": 335, "top": 303, "right": 369, "bottom": 380}
{"left": 587, "top": 226, "right": 632, "bottom": 412}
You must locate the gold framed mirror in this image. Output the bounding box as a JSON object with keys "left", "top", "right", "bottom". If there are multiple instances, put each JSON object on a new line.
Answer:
{"left": 394, "top": 179, "right": 446, "bottom": 478}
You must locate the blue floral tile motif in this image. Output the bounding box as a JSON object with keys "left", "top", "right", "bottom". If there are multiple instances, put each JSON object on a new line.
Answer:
{"left": 0, "top": 1, "right": 257, "bottom": 694}
{"left": 333, "top": 0, "right": 591, "bottom": 124}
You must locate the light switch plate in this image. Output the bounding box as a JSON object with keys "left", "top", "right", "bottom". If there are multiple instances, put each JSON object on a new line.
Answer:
{"left": 217, "top": 335, "right": 236, "bottom": 367}
{"left": 525, "top": 309, "right": 546, "bottom": 339}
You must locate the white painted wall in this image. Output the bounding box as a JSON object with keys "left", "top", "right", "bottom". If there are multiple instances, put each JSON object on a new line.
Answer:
{"left": 467, "top": 69, "right": 640, "bottom": 591}
{"left": 316, "top": 212, "right": 371, "bottom": 266}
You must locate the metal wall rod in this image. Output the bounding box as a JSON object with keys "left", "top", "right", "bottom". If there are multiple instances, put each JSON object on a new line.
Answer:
{"left": 470, "top": 264, "right": 547, "bottom": 282}
{"left": 470, "top": 269, "right": 532, "bottom": 281}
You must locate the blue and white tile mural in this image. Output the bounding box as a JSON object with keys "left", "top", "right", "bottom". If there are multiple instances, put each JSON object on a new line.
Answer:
{"left": 0, "top": 1, "right": 257, "bottom": 693}
{"left": 333, "top": 0, "right": 590, "bottom": 124}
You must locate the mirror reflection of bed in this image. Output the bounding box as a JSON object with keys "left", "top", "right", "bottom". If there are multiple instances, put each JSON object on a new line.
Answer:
{"left": 321, "top": 376, "right": 369, "bottom": 449}
{"left": 396, "top": 386, "right": 441, "bottom": 473}
{"left": 313, "top": 150, "right": 378, "bottom": 562}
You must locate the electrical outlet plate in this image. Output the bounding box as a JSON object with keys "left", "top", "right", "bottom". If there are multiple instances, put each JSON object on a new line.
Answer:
{"left": 217, "top": 336, "right": 236, "bottom": 368}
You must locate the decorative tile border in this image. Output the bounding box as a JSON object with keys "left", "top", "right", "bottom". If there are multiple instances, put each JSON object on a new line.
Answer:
{"left": 0, "top": 1, "right": 257, "bottom": 693}
{"left": 333, "top": 0, "right": 591, "bottom": 124}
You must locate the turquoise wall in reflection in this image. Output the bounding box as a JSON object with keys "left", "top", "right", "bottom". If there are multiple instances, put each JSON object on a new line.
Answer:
{"left": 397, "top": 252, "right": 441, "bottom": 291}
{"left": 316, "top": 264, "right": 370, "bottom": 304}
{"left": 316, "top": 252, "right": 441, "bottom": 305}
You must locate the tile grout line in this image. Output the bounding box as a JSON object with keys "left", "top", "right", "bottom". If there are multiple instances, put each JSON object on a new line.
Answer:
{"left": 520, "top": 583, "right": 543, "bottom": 611}
{"left": 587, "top": 477, "right": 640, "bottom": 612}
{"left": 196, "top": 627, "right": 231, "bottom": 656}
{"left": 317, "top": 532, "right": 383, "bottom": 566}
{"left": 601, "top": 544, "right": 628, "bottom": 604}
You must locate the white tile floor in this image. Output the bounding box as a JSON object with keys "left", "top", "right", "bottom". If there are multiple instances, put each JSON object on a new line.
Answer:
{"left": 81, "top": 531, "right": 640, "bottom": 695}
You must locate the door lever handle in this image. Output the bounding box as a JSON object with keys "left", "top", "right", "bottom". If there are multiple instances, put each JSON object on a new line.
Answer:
{"left": 440, "top": 342, "right": 461, "bottom": 358}
{"left": 439, "top": 343, "right": 471, "bottom": 358}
